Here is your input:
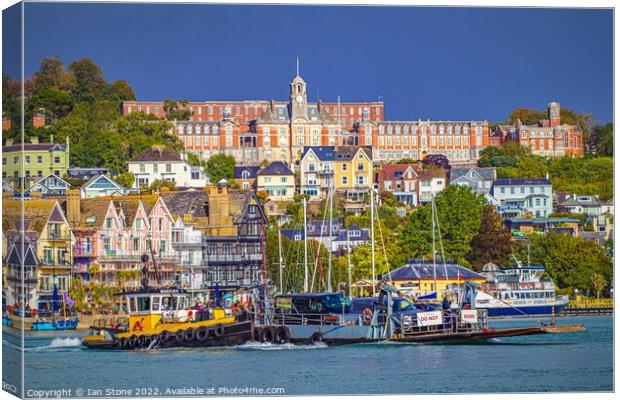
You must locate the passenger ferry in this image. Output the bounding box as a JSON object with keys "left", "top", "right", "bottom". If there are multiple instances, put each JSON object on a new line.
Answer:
{"left": 475, "top": 259, "right": 569, "bottom": 317}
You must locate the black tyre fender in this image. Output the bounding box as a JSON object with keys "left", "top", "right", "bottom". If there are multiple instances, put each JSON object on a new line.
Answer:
{"left": 261, "top": 326, "right": 276, "bottom": 343}
{"left": 274, "top": 326, "right": 291, "bottom": 344}
{"left": 160, "top": 330, "right": 171, "bottom": 343}
{"left": 196, "top": 326, "right": 209, "bottom": 341}
{"left": 184, "top": 327, "right": 196, "bottom": 342}
{"left": 253, "top": 326, "right": 263, "bottom": 342}
{"left": 128, "top": 334, "right": 138, "bottom": 348}
{"left": 212, "top": 324, "right": 224, "bottom": 338}
{"left": 175, "top": 329, "right": 184, "bottom": 344}
{"left": 310, "top": 331, "right": 323, "bottom": 344}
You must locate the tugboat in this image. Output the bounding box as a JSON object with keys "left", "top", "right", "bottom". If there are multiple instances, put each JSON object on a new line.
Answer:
{"left": 82, "top": 260, "right": 252, "bottom": 350}
{"left": 475, "top": 258, "right": 570, "bottom": 318}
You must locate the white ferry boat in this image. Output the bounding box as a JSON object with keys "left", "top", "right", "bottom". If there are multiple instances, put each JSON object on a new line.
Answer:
{"left": 475, "top": 259, "right": 569, "bottom": 317}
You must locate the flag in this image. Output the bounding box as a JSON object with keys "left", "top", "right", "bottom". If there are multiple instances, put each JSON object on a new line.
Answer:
{"left": 63, "top": 292, "right": 75, "bottom": 310}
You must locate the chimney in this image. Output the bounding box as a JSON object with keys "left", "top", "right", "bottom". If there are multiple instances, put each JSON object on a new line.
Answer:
{"left": 66, "top": 189, "right": 81, "bottom": 227}
{"left": 31, "top": 137, "right": 39, "bottom": 145}
{"left": 5, "top": 138, "right": 13, "bottom": 146}
{"left": 270, "top": 99, "right": 275, "bottom": 113}
{"left": 32, "top": 112, "right": 45, "bottom": 128}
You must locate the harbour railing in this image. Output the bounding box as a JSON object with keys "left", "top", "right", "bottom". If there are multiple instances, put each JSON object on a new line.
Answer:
{"left": 398, "top": 309, "right": 488, "bottom": 337}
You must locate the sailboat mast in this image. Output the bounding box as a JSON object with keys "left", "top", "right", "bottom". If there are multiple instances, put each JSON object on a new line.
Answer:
{"left": 371, "top": 187, "right": 376, "bottom": 297}
{"left": 432, "top": 196, "right": 437, "bottom": 292}
{"left": 278, "top": 229, "right": 284, "bottom": 293}
{"left": 327, "top": 184, "right": 333, "bottom": 292}
{"left": 303, "top": 198, "right": 309, "bottom": 292}
{"left": 347, "top": 230, "right": 352, "bottom": 297}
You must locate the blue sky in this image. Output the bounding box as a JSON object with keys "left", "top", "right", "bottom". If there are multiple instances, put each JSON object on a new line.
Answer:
{"left": 3, "top": 3, "right": 613, "bottom": 123}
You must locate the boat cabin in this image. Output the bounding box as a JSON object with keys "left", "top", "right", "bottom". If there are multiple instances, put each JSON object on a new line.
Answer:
{"left": 275, "top": 292, "right": 351, "bottom": 315}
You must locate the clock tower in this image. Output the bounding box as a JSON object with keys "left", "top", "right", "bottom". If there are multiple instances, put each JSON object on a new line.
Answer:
{"left": 290, "top": 74, "right": 308, "bottom": 121}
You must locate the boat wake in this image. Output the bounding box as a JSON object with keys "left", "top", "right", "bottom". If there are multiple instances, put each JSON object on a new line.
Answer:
{"left": 28, "top": 337, "right": 83, "bottom": 352}
{"left": 237, "top": 341, "right": 328, "bottom": 351}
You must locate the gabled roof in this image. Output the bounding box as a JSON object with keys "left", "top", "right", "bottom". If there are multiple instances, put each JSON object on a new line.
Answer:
{"left": 449, "top": 167, "right": 496, "bottom": 181}
{"left": 227, "top": 190, "right": 266, "bottom": 223}
{"left": 257, "top": 161, "right": 294, "bottom": 176}
{"left": 82, "top": 174, "right": 124, "bottom": 192}
{"left": 419, "top": 166, "right": 447, "bottom": 180}
{"left": 78, "top": 199, "right": 115, "bottom": 228}
{"left": 129, "top": 145, "right": 181, "bottom": 162}
{"left": 33, "top": 173, "right": 71, "bottom": 189}
{"left": 160, "top": 191, "right": 210, "bottom": 219}
{"left": 233, "top": 166, "right": 260, "bottom": 179}
{"left": 2, "top": 199, "right": 59, "bottom": 236}
{"left": 379, "top": 164, "right": 419, "bottom": 180}
{"left": 384, "top": 260, "right": 485, "bottom": 281}
{"left": 5, "top": 242, "right": 39, "bottom": 266}
{"left": 335, "top": 146, "right": 372, "bottom": 161}
{"left": 301, "top": 146, "right": 336, "bottom": 162}
{"left": 114, "top": 199, "right": 144, "bottom": 227}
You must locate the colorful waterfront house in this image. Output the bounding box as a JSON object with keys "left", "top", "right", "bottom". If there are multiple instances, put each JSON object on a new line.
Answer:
{"left": 2, "top": 199, "right": 75, "bottom": 312}
{"left": 30, "top": 173, "right": 71, "bottom": 197}
{"left": 257, "top": 161, "right": 295, "bottom": 201}
{"left": 200, "top": 184, "right": 268, "bottom": 295}
{"left": 80, "top": 174, "right": 127, "bottom": 198}
{"left": 1, "top": 137, "right": 70, "bottom": 186}
{"left": 233, "top": 166, "right": 260, "bottom": 190}
{"left": 377, "top": 163, "right": 419, "bottom": 206}
{"left": 4, "top": 241, "right": 39, "bottom": 310}
{"left": 418, "top": 165, "right": 448, "bottom": 204}
{"left": 264, "top": 200, "right": 292, "bottom": 227}
{"left": 383, "top": 259, "right": 486, "bottom": 297}
{"left": 127, "top": 145, "right": 209, "bottom": 189}
{"left": 334, "top": 146, "right": 373, "bottom": 201}
{"left": 490, "top": 177, "right": 553, "bottom": 218}
{"left": 300, "top": 146, "right": 335, "bottom": 199}
{"left": 449, "top": 166, "right": 496, "bottom": 195}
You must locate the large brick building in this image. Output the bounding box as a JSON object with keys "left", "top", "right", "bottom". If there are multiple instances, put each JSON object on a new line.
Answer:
{"left": 123, "top": 73, "right": 577, "bottom": 166}
{"left": 491, "top": 102, "right": 583, "bottom": 157}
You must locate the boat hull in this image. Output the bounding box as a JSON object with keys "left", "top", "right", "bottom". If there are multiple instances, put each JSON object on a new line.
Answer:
{"left": 481, "top": 301, "right": 569, "bottom": 318}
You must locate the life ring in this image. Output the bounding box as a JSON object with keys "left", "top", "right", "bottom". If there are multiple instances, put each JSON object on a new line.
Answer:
{"left": 361, "top": 308, "right": 373, "bottom": 325}
{"left": 261, "top": 326, "right": 275, "bottom": 343}
{"left": 310, "top": 331, "right": 323, "bottom": 344}
{"left": 212, "top": 325, "right": 224, "bottom": 339}
{"left": 253, "top": 327, "right": 263, "bottom": 342}
{"left": 184, "top": 328, "right": 196, "bottom": 342}
{"left": 132, "top": 320, "right": 144, "bottom": 332}
{"left": 274, "top": 326, "right": 291, "bottom": 344}
{"left": 196, "top": 326, "right": 209, "bottom": 342}
{"left": 175, "top": 329, "right": 184, "bottom": 344}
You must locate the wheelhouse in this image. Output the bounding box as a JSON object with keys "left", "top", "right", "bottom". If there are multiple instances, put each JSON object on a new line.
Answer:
{"left": 121, "top": 288, "right": 189, "bottom": 315}
{"left": 275, "top": 292, "right": 351, "bottom": 314}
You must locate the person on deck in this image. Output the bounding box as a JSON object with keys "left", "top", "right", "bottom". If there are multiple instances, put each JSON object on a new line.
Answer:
{"left": 442, "top": 294, "right": 452, "bottom": 330}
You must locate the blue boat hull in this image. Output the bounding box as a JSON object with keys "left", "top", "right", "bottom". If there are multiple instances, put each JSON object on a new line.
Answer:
{"left": 31, "top": 318, "right": 79, "bottom": 331}
{"left": 483, "top": 302, "right": 569, "bottom": 318}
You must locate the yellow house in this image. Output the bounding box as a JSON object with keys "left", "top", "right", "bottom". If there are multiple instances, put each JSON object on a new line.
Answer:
{"left": 334, "top": 146, "right": 373, "bottom": 201}
{"left": 2, "top": 137, "right": 70, "bottom": 185}
{"left": 2, "top": 199, "right": 75, "bottom": 310}
{"left": 256, "top": 161, "right": 295, "bottom": 201}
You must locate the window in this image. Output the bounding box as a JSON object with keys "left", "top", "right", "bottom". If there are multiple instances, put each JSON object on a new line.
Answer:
{"left": 106, "top": 218, "right": 113, "bottom": 229}
{"left": 153, "top": 164, "right": 158, "bottom": 173}
{"left": 166, "top": 164, "right": 172, "bottom": 173}
{"left": 342, "top": 176, "right": 348, "bottom": 185}
{"left": 280, "top": 177, "right": 287, "bottom": 183}
{"left": 140, "top": 164, "right": 145, "bottom": 173}
{"left": 2, "top": 158, "right": 5, "bottom": 165}
{"left": 54, "top": 156, "right": 61, "bottom": 164}
{"left": 341, "top": 163, "right": 347, "bottom": 171}
{"left": 25, "top": 156, "right": 30, "bottom": 164}
{"left": 13, "top": 156, "right": 18, "bottom": 164}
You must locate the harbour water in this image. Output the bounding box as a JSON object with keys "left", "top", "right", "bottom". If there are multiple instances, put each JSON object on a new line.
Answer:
{"left": 2, "top": 316, "right": 613, "bottom": 396}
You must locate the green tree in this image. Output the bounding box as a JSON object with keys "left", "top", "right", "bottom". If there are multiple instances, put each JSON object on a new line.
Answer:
{"left": 68, "top": 58, "right": 108, "bottom": 103}
{"left": 163, "top": 99, "right": 192, "bottom": 120}
{"left": 466, "top": 205, "right": 513, "bottom": 270}
{"left": 115, "top": 172, "right": 135, "bottom": 189}
{"left": 515, "top": 233, "right": 613, "bottom": 292}
{"left": 589, "top": 123, "right": 613, "bottom": 156}
{"left": 187, "top": 152, "right": 203, "bottom": 167}
{"left": 399, "top": 185, "right": 486, "bottom": 266}
{"left": 591, "top": 273, "right": 607, "bottom": 299}
{"left": 110, "top": 80, "right": 136, "bottom": 101}
{"left": 147, "top": 179, "right": 177, "bottom": 192}
{"left": 205, "top": 153, "right": 236, "bottom": 183}
{"left": 33, "top": 57, "right": 75, "bottom": 93}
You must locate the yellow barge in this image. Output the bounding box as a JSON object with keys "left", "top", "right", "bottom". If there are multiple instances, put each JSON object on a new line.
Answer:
{"left": 82, "top": 288, "right": 252, "bottom": 350}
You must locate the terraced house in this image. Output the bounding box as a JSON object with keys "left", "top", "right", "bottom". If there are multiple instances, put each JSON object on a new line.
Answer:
{"left": 2, "top": 199, "right": 74, "bottom": 311}
{"left": 2, "top": 137, "right": 70, "bottom": 185}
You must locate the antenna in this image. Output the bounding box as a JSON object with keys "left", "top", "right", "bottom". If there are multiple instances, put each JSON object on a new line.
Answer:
{"left": 296, "top": 54, "right": 300, "bottom": 76}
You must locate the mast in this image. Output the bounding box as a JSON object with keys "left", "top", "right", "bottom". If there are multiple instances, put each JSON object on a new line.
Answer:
{"left": 371, "top": 187, "right": 376, "bottom": 297}
{"left": 327, "top": 184, "right": 333, "bottom": 292}
{"left": 303, "top": 197, "right": 309, "bottom": 292}
{"left": 347, "top": 229, "right": 352, "bottom": 297}
{"left": 431, "top": 196, "right": 437, "bottom": 292}
{"left": 278, "top": 228, "right": 284, "bottom": 293}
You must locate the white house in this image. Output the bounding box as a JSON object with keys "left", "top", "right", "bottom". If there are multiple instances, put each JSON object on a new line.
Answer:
{"left": 418, "top": 167, "right": 448, "bottom": 204}
{"left": 127, "top": 146, "right": 209, "bottom": 189}
{"left": 81, "top": 175, "right": 127, "bottom": 198}
{"left": 491, "top": 178, "right": 553, "bottom": 218}
{"left": 30, "top": 173, "right": 71, "bottom": 196}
